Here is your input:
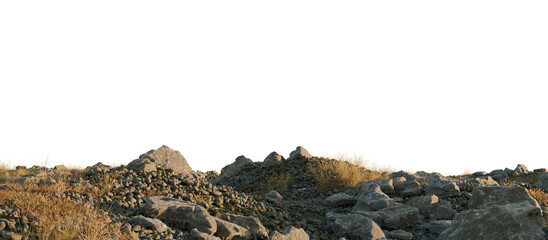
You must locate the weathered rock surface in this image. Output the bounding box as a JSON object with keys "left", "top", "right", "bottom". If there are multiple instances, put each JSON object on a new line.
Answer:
{"left": 128, "top": 145, "right": 192, "bottom": 175}
{"left": 379, "top": 206, "right": 421, "bottom": 229}
{"left": 332, "top": 214, "right": 386, "bottom": 240}
{"left": 326, "top": 193, "right": 357, "bottom": 208}
{"left": 353, "top": 183, "right": 397, "bottom": 212}
{"left": 540, "top": 173, "right": 548, "bottom": 192}
{"left": 424, "top": 179, "right": 460, "bottom": 197}
{"left": 468, "top": 185, "right": 538, "bottom": 209}
{"left": 268, "top": 226, "right": 309, "bottom": 240}
{"left": 144, "top": 196, "right": 217, "bottom": 234}
{"left": 220, "top": 213, "right": 269, "bottom": 239}
{"left": 191, "top": 228, "right": 221, "bottom": 240}
{"left": 130, "top": 215, "right": 170, "bottom": 233}
{"left": 214, "top": 218, "right": 249, "bottom": 240}
{"left": 263, "top": 152, "right": 284, "bottom": 167}
{"left": 437, "top": 201, "right": 545, "bottom": 240}
{"left": 216, "top": 156, "right": 254, "bottom": 181}
{"left": 404, "top": 195, "right": 438, "bottom": 216}
{"left": 287, "top": 146, "right": 312, "bottom": 161}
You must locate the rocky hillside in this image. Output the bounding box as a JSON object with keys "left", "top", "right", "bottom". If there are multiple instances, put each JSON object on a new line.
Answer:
{"left": 1, "top": 145, "right": 548, "bottom": 240}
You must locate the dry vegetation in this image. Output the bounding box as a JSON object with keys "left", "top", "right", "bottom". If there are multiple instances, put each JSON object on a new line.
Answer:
{"left": 264, "top": 173, "right": 293, "bottom": 193}
{"left": 309, "top": 154, "right": 387, "bottom": 191}
{"left": 0, "top": 182, "right": 129, "bottom": 240}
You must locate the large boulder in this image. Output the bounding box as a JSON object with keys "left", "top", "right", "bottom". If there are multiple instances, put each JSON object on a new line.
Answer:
{"left": 332, "top": 214, "right": 386, "bottom": 240}
{"left": 539, "top": 173, "right": 548, "bottom": 192}
{"left": 263, "top": 152, "right": 284, "bottom": 167}
{"left": 405, "top": 195, "right": 439, "bottom": 217}
{"left": 128, "top": 145, "right": 192, "bottom": 175}
{"left": 468, "top": 185, "right": 538, "bottom": 209}
{"left": 287, "top": 146, "right": 312, "bottom": 161}
{"left": 353, "top": 183, "right": 397, "bottom": 212}
{"left": 268, "top": 226, "right": 309, "bottom": 240}
{"left": 378, "top": 206, "right": 421, "bottom": 229}
{"left": 437, "top": 201, "right": 545, "bottom": 240}
{"left": 513, "top": 164, "right": 530, "bottom": 176}
{"left": 325, "top": 193, "right": 358, "bottom": 208}
{"left": 424, "top": 179, "right": 460, "bottom": 197}
{"left": 144, "top": 196, "right": 217, "bottom": 235}
{"left": 130, "top": 215, "right": 170, "bottom": 233}
{"left": 216, "top": 156, "right": 254, "bottom": 181}
{"left": 489, "top": 169, "right": 509, "bottom": 181}
{"left": 220, "top": 213, "right": 269, "bottom": 239}
{"left": 214, "top": 218, "right": 249, "bottom": 240}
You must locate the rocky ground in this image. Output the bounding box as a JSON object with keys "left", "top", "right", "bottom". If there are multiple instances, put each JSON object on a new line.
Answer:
{"left": 1, "top": 145, "right": 548, "bottom": 240}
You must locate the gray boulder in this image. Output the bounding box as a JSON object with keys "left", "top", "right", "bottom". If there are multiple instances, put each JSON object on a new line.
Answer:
{"left": 332, "top": 214, "right": 386, "bottom": 240}
{"left": 268, "top": 226, "right": 309, "bottom": 240}
{"left": 437, "top": 201, "right": 545, "bottom": 240}
{"left": 263, "top": 152, "right": 284, "bottom": 167}
{"left": 424, "top": 179, "right": 460, "bottom": 197}
{"left": 385, "top": 230, "right": 413, "bottom": 240}
{"left": 130, "top": 215, "right": 170, "bottom": 232}
{"left": 405, "top": 195, "right": 439, "bottom": 216}
{"left": 221, "top": 213, "right": 269, "bottom": 239}
{"left": 265, "top": 190, "right": 283, "bottom": 203}
{"left": 390, "top": 171, "right": 417, "bottom": 181}
{"left": 539, "top": 173, "right": 548, "bottom": 192}
{"left": 365, "top": 179, "right": 394, "bottom": 195}
{"left": 287, "top": 146, "right": 312, "bottom": 161}
{"left": 533, "top": 168, "right": 548, "bottom": 174}
{"left": 144, "top": 196, "right": 217, "bottom": 235}
{"left": 379, "top": 206, "right": 421, "bottom": 229}
{"left": 217, "top": 156, "right": 254, "bottom": 181}
{"left": 469, "top": 185, "right": 538, "bottom": 209}
{"left": 128, "top": 145, "right": 192, "bottom": 174}
{"left": 191, "top": 228, "right": 221, "bottom": 240}
{"left": 513, "top": 164, "right": 530, "bottom": 176}
{"left": 353, "top": 183, "right": 397, "bottom": 212}
{"left": 429, "top": 200, "right": 456, "bottom": 220}
{"left": 489, "top": 169, "right": 509, "bottom": 181}
{"left": 400, "top": 179, "right": 423, "bottom": 197}
{"left": 214, "top": 218, "right": 249, "bottom": 240}
{"left": 326, "top": 193, "right": 358, "bottom": 208}
{"left": 416, "top": 220, "right": 452, "bottom": 235}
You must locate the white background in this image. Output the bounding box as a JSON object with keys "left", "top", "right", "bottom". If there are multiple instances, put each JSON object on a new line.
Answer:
{"left": 1, "top": 1, "right": 547, "bottom": 175}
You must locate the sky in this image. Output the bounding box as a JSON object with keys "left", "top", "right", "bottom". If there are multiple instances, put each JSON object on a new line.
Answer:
{"left": 1, "top": 1, "right": 547, "bottom": 175}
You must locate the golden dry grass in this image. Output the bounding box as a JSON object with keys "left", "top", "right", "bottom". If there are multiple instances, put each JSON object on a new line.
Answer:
{"left": 264, "top": 173, "right": 293, "bottom": 193}
{"left": 310, "top": 154, "right": 386, "bottom": 191}
{"left": 0, "top": 182, "right": 130, "bottom": 240}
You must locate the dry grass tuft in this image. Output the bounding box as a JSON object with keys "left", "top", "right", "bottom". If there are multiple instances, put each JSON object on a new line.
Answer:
{"left": 264, "top": 173, "right": 293, "bottom": 193}
{"left": 310, "top": 154, "right": 386, "bottom": 191}
{"left": 528, "top": 188, "right": 548, "bottom": 206}
{"left": 0, "top": 182, "right": 129, "bottom": 240}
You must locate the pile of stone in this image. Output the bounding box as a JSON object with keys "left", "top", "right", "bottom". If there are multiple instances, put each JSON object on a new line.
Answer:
{"left": 1, "top": 145, "right": 548, "bottom": 240}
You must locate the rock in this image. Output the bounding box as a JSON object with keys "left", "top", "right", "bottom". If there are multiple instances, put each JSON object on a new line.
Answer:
{"left": 144, "top": 196, "right": 217, "bottom": 234}
{"left": 513, "top": 164, "right": 530, "bottom": 176}
{"left": 14, "top": 166, "right": 26, "bottom": 171}
{"left": 326, "top": 211, "right": 346, "bottom": 221}
{"left": 220, "top": 213, "right": 269, "bottom": 239}
{"left": 217, "top": 156, "right": 254, "bottom": 181}
{"left": 85, "top": 162, "right": 111, "bottom": 173}
{"left": 469, "top": 185, "right": 538, "bottom": 209}
{"left": 429, "top": 200, "right": 456, "bottom": 220}
{"left": 332, "top": 214, "right": 386, "bottom": 240}
{"left": 533, "top": 168, "right": 548, "bottom": 174}
{"left": 287, "top": 146, "right": 312, "bottom": 161}
{"left": 424, "top": 179, "right": 460, "bottom": 197}
{"left": 53, "top": 165, "right": 69, "bottom": 172}
{"left": 472, "top": 171, "right": 487, "bottom": 177}
{"left": 264, "top": 152, "right": 284, "bottom": 167}
{"left": 214, "top": 218, "right": 249, "bottom": 240}
{"left": 437, "top": 201, "right": 545, "bottom": 240}
{"left": 539, "top": 173, "right": 548, "bottom": 192}
{"left": 268, "top": 226, "right": 309, "bottom": 240}
{"left": 353, "top": 183, "right": 397, "bottom": 212}
{"left": 0, "top": 231, "right": 22, "bottom": 240}
{"left": 392, "top": 177, "right": 407, "bottom": 193}
{"left": 489, "top": 169, "right": 509, "bottom": 181}
{"left": 390, "top": 171, "right": 417, "bottom": 181}
{"left": 405, "top": 195, "right": 439, "bottom": 216}
{"left": 130, "top": 215, "right": 169, "bottom": 233}
{"left": 385, "top": 230, "right": 413, "bottom": 240}
{"left": 458, "top": 176, "right": 499, "bottom": 191}
{"left": 191, "top": 228, "right": 221, "bottom": 240}
{"left": 265, "top": 190, "right": 283, "bottom": 203}
{"left": 416, "top": 220, "right": 452, "bottom": 235}
{"left": 365, "top": 179, "right": 394, "bottom": 195}
{"left": 326, "top": 193, "right": 358, "bottom": 208}
{"left": 129, "top": 145, "right": 192, "bottom": 175}
{"left": 400, "top": 179, "right": 423, "bottom": 197}
{"left": 379, "top": 206, "right": 421, "bottom": 229}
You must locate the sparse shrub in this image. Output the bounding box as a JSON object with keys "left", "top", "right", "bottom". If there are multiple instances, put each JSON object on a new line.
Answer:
{"left": 309, "top": 154, "right": 385, "bottom": 191}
